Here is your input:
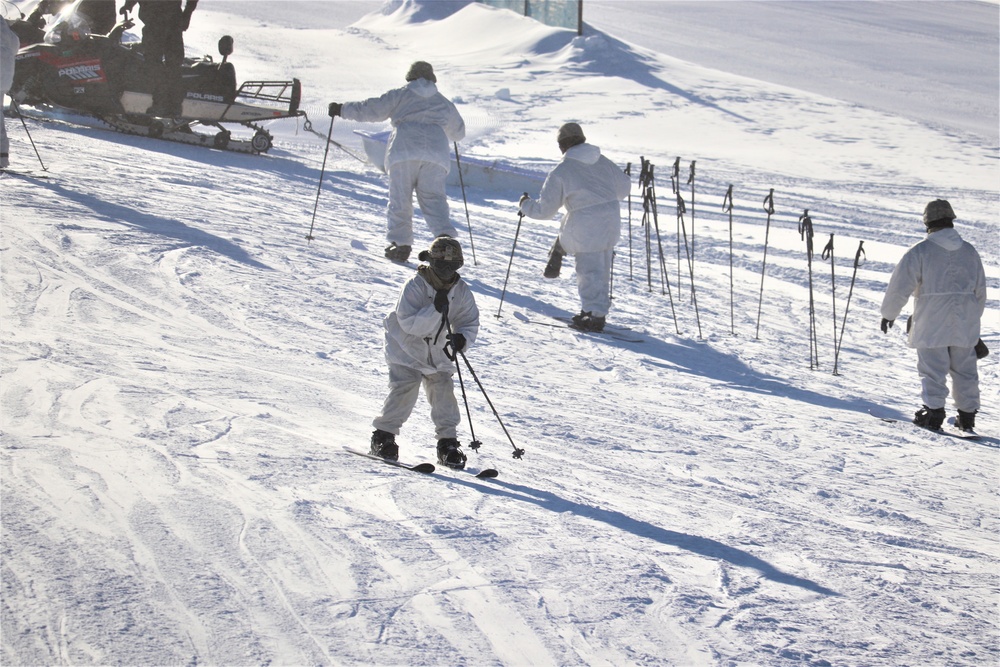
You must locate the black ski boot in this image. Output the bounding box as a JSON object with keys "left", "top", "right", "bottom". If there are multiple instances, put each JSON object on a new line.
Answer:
{"left": 570, "top": 310, "right": 606, "bottom": 333}
{"left": 370, "top": 429, "right": 399, "bottom": 461}
{"left": 385, "top": 243, "right": 411, "bottom": 263}
{"left": 956, "top": 409, "right": 977, "bottom": 433}
{"left": 913, "top": 405, "right": 945, "bottom": 431}
{"left": 437, "top": 437, "right": 467, "bottom": 470}
{"left": 544, "top": 239, "right": 565, "bottom": 279}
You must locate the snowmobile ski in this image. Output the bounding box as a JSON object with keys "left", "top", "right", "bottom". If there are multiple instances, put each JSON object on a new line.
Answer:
{"left": 868, "top": 409, "right": 981, "bottom": 440}
{"left": 343, "top": 446, "right": 435, "bottom": 473}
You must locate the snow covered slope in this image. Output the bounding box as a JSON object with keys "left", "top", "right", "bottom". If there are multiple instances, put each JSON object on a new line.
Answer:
{"left": 2, "top": 1, "right": 997, "bottom": 665}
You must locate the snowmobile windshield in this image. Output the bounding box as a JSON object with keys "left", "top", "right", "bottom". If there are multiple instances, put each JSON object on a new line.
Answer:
{"left": 43, "top": 3, "right": 93, "bottom": 44}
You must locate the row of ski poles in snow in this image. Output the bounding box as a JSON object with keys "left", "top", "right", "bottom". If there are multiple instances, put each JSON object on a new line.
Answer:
{"left": 619, "top": 157, "right": 866, "bottom": 374}
{"left": 308, "top": 120, "right": 866, "bottom": 375}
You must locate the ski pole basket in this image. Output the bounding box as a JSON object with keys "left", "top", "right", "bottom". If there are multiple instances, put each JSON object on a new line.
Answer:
{"left": 236, "top": 79, "right": 302, "bottom": 114}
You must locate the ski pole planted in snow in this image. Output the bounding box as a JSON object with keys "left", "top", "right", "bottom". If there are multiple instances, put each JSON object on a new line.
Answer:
{"left": 305, "top": 117, "right": 334, "bottom": 243}
{"left": 453, "top": 142, "right": 478, "bottom": 266}
{"left": 625, "top": 162, "right": 633, "bottom": 280}
{"left": 754, "top": 188, "right": 775, "bottom": 339}
{"left": 821, "top": 233, "right": 838, "bottom": 372}
{"left": 722, "top": 184, "right": 735, "bottom": 335}
{"left": 834, "top": 240, "right": 865, "bottom": 376}
{"left": 676, "top": 192, "right": 703, "bottom": 339}
{"left": 688, "top": 160, "right": 696, "bottom": 264}
{"left": 496, "top": 198, "right": 527, "bottom": 319}
{"left": 798, "top": 209, "right": 819, "bottom": 370}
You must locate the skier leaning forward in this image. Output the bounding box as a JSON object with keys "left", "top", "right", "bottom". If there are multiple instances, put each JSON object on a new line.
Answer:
{"left": 880, "top": 199, "right": 986, "bottom": 433}
{"left": 329, "top": 61, "right": 465, "bottom": 263}
{"left": 519, "top": 122, "right": 631, "bottom": 333}
{"left": 370, "top": 237, "right": 480, "bottom": 469}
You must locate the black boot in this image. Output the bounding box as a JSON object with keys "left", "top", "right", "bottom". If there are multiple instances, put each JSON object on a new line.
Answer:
{"left": 384, "top": 243, "right": 411, "bottom": 263}
{"left": 956, "top": 409, "right": 977, "bottom": 433}
{"left": 544, "top": 239, "right": 565, "bottom": 279}
{"left": 436, "top": 438, "right": 466, "bottom": 470}
{"left": 370, "top": 429, "right": 399, "bottom": 460}
{"left": 913, "top": 405, "right": 945, "bottom": 431}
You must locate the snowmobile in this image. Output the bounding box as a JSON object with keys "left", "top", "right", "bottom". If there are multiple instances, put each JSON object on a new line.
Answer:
{"left": 9, "top": 0, "right": 304, "bottom": 153}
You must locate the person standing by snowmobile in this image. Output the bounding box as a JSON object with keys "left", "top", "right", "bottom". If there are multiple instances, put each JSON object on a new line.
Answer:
{"left": 120, "top": 0, "right": 197, "bottom": 118}
{"left": 0, "top": 17, "right": 19, "bottom": 170}
{"left": 328, "top": 61, "right": 465, "bottom": 263}
{"left": 28, "top": 0, "right": 117, "bottom": 37}
{"left": 880, "top": 199, "right": 986, "bottom": 434}
{"left": 369, "top": 237, "right": 479, "bottom": 469}
{"left": 518, "top": 122, "right": 631, "bottom": 333}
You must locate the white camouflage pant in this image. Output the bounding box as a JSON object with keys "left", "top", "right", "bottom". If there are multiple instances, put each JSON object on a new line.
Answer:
{"left": 372, "top": 362, "right": 460, "bottom": 440}
{"left": 574, "top": 249, "right": 613, "bottom": 317}
{"left": 386, "top": 160, "right": 457, "bottom": 246}
{"left": 916, "top": 346, "right": 980, "bottom": 412}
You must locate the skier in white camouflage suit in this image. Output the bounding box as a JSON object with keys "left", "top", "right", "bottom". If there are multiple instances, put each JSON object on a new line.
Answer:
{"left": 880, "top": 199, "right": 986, "bottom": 433}
{"left": 1, "top": 17, "right": 20, "bottom": 170}
{"left": 329, "top": 61, "right": 466, "bottom": 263}
{"left": 518, "top": 122, "right": 631, "bottom": 333}
{"left": 370, "top": 237, "right": 480, "bottom": 469}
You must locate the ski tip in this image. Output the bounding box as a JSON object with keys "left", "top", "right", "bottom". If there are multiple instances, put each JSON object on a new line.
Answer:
{"left": 475, "top": 468, "right": 499, "bottom": 479}
{"left": 411, "top": 463, "right": 436, "bottom": 474}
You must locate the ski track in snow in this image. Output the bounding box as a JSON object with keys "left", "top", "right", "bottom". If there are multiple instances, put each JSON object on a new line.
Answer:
{"left": 2, "top": 1, "right": 998, "bottom": 666}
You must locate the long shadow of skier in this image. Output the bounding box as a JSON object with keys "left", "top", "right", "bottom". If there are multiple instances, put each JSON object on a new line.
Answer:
{"left": 442, "top": 473, "right": 838, "bottom": 597}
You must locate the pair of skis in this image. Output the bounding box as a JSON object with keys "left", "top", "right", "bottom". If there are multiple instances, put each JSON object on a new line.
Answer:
{"left": 513, "top": 312, "right": 644, "bottom": 343}
{"left": 869, "top": 410, "right": 982, "bottom": 441}
{"left": 344, "top": 447, "right": 499, "bottom": 479}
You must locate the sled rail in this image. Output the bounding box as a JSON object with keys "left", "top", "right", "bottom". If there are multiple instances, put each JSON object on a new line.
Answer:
{"left": 236, "top": 79, "right": 302, "bottom": 114}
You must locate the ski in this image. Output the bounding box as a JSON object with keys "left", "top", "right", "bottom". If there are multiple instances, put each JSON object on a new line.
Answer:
{"left": 343, "top": 446, "right": 435, "bottom": 473}
{"left": 438, "top": 464, "right": 499, "bottom": 479}
{"left": 868, "top": 409, "right": 981, "bottom": 440}
{"left": 513, "top": 312, "right": 643, "bottom": 343}
{"left": 0, "top": 168, "right": 51, "bottom": 179}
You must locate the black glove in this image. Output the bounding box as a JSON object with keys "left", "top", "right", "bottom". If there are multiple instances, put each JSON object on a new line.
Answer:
{"left": 880, "top": 318, "right": 894, "bottom": 334}
{"left": 518, "top": 193, "right": 530, "bottom": 206}
{"left": 448, "top": 333, "right": 467, "bottom": 354}
{"left": 328, "top": 102, "right": 342, "bottom": 118}
{"left": 975, "top": 339, "right": 989, "bottom": 359}
{"left": 120, "top": 1, "right": 135, "bottom": 15}
{"left": 434, "top": 289, "right": 449, "bottom": 313}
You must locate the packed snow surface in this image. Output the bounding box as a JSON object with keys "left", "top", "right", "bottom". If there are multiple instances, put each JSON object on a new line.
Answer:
{"left": 2, "top": 1, "right": 998, "bottom": 665}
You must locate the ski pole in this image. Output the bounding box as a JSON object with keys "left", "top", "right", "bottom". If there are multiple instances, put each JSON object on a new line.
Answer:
{"left": 305, "top": 117, "right": 334, "bottom": 243}
{"left": 453, "top": 142, "right": 478, "bottom": 266}
{"left": 676, "top": 192, "right": 702, "bottom": 339}
{"left": 688, "top": 160, "right": 696, "bottom": 264}
{"left": 754, "top": 188, "right": 775, "bottom": 339}
{"left": 798, "top": 210, "right": 818, "bottom": 369}
{"left": 834, "top": 240, "right": 865, "bottom": 375}
{"left": 10, "top": 99, "right": 47, "bottom": 172}
{"left": 722, "top": 184, "right": 735, "bottom": 335}
{"left": 672, "top": 157, "right": 681, "bottom": 296}
{"left": 821, "top": 233, "right": 837, "bottom": 373}
{"left": 625, "top": 162, "right": 633, "bottom": 280}
{"left": 445, "top": 317, "right": 481, "bottom": 451}
{"left": 457, "top": 348, "right": 524, "bottom": 459}
{"left": 496, "top": 198, "right": 527, "bottom": 319}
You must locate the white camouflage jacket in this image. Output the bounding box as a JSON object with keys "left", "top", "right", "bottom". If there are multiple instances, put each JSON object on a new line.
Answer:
{"left": 383, "top": 271, "right": 479, "bottom": 374}
{"left": 519, "top": 142, "right": 631, "bottom": 254}
{"left": 880, "top": 227, "right": 986, "bottom": 349}
{"left": 342, "top": 79, "right": 465, "bottom": 171}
